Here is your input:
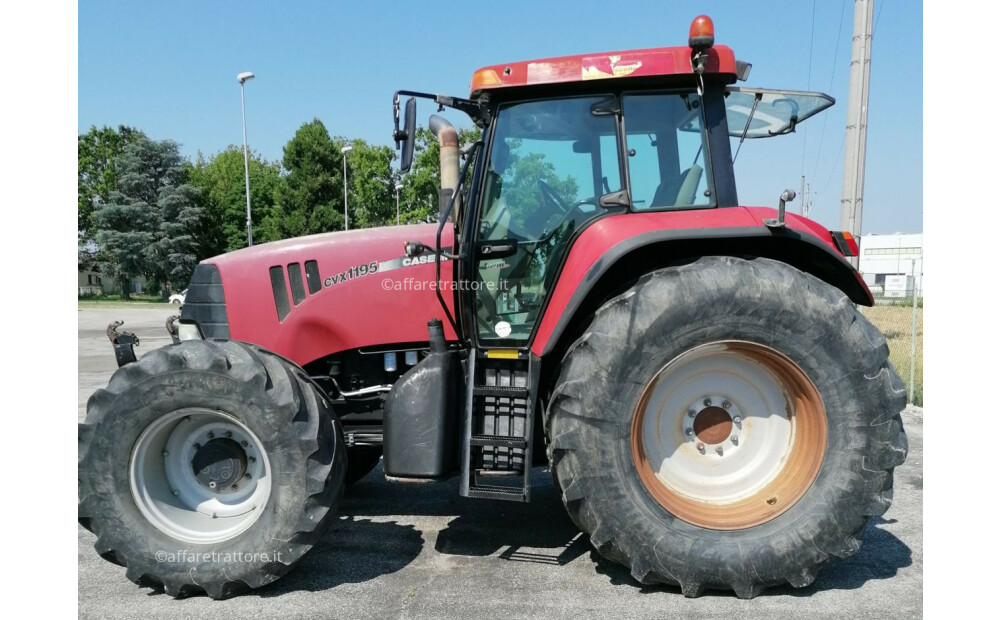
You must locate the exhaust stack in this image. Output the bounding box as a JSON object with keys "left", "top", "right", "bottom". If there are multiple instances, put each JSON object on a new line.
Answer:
{"left": 428, "top": 114, "right": 459, "bottom": 221}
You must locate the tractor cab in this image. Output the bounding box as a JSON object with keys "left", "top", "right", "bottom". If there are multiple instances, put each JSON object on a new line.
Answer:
{"left": 389, "top": 16, "right": 836, "bottom": 501}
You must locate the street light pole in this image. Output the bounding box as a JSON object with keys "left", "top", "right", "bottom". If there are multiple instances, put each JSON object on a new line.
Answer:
{"left": 341, "top": 145, "right": 353, "bottom": 230}
{"left": 237, "top": 71, "right": 256, "bottom": 246}
{"left": 394, "top": 182, "right": 403, "bottom": 225}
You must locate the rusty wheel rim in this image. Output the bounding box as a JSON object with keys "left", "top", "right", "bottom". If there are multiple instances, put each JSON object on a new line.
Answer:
{"left": 630, "top": 341, "right": 826, "bottom": 530}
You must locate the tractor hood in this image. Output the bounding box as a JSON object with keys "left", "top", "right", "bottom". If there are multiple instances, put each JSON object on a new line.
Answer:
{"left": 181, "top": 223, "right": 457, "bottom": 367}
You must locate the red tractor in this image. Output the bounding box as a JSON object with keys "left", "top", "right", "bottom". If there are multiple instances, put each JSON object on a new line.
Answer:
{"left": 79, "top": 16, "right": 907, "bottom": 600}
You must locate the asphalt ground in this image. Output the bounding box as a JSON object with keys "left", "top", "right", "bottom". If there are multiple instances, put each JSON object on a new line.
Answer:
{"left": 78, "top": 306, "right": 923, "bottom": 619}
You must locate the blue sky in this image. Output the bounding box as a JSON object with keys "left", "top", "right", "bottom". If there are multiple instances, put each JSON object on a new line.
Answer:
{"left": 79, "top": 0, "right": 921, "bottom": 234}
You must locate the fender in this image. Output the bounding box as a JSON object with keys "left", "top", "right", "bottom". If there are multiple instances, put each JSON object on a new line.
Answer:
{"left": 530, "top": 207, "right": 872, "bottom": 358}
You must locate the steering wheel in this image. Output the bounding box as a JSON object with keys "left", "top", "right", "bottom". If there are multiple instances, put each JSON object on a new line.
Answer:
{"left": 538, "top": 179, "right": 571, "bottom": 215}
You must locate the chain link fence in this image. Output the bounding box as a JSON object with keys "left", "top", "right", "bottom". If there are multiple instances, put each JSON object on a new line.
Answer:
{"left": 858, "top": 280, "right": 923, "bottom": 406}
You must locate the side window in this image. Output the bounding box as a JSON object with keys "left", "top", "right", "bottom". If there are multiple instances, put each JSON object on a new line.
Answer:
{"left": 624, "top": 93, "right": 714, "bottom": 210}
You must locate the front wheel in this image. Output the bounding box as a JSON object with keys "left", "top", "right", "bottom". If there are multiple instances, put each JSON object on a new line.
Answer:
{"left": 546, "top": 257, "right": 907, "bottom": 598}
{"left": 78, "top": 340, "right": 347, "bottom": 599}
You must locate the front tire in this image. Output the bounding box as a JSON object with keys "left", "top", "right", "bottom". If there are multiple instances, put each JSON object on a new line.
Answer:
{"left": 547, "top": 257, "right": 907, "bottom": 598}
{"left": 78, "top": 340, "right": 347, "bottom": 599}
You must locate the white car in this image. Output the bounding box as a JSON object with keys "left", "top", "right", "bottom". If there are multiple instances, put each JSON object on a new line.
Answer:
{"left": 169, "top": 289, "right": 187, "bottom": 305}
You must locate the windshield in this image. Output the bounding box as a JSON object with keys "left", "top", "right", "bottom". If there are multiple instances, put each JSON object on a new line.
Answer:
{"left": 475, "top": 96, "right": 623, "bottom": 343}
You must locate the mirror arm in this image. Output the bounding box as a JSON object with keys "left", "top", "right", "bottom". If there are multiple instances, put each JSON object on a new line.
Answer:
{"left": 392, "top": 90, "right": 485, "bottom": 123}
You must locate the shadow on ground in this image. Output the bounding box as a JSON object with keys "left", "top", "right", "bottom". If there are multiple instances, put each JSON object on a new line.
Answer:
{"left": 263, "top": 463, "right": 911, "bottom": 598}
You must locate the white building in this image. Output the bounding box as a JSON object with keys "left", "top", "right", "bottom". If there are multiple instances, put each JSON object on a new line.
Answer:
{"left": 858, "top": 233, "right": 923, "bottom": 297}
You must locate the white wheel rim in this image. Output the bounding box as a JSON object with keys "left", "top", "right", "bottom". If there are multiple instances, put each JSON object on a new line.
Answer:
{"left": 631, "top": 341, "right": 826, "bottom": 529}
{"left": 129, "top": 408, "right": 271, "bottom": 544}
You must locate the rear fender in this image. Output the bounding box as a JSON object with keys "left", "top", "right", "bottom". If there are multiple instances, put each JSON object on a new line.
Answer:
{"left": 531, "top": 210, "right": 871, "bottom": 360}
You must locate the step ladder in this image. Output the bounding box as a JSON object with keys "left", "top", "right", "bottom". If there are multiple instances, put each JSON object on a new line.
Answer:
{"left": 459, "top": 349, "right": 539, "bottom": 502}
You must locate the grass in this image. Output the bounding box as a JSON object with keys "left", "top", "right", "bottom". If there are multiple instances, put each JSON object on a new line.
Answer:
{"left": 78, "top": 294, "right": 176, "bottom": 309}
{"left": 860, "top": 304, "right": 923, "bottom": 406}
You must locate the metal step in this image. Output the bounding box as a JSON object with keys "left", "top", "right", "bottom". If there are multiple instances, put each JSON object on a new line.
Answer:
{"left": 460, "top": 352, "right": 540, "bottom": 503}
{"left": 465, "top": 484, "right": 527, "bottom": 501}
{"left": 472, "top": 385, "right": 529, "bottom": 398}
{"left": 470, "top": 434, "right": 528, "bottom": 448}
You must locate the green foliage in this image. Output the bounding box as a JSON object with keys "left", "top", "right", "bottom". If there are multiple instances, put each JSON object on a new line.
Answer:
{"left": 78, "top": 125, "right": 145, "bottom": 243}
{"left": 399, "top": 126, "right": 482, "bottom": 224}
{"left": 264, "top": 119, "right": 344, "bottom": 239}
{"left": 497, "top": 138, "right": 579, "bottom": 228}
{"left": 343, "top": 139, "right": 398, "bottom": 228}
{"left": 94, "top": 136, "right": 203, "bottom": 298}
{"left": 189, "top": 147, "right": 282, "bottom": 254}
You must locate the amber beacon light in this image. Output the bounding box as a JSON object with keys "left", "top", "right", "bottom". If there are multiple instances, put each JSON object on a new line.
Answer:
{"left": 688, "top": 15, "right": 715, "bottom": 50}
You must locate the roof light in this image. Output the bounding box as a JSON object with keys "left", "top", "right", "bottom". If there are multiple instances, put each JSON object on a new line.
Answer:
{"left": 688, "top": 15, "right": 715, "bottom": 50}
{"left": 471, "top": 68, "right": 502, "bottom": 92}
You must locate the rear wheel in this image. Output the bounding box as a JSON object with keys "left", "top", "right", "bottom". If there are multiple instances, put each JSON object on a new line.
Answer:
{"left": 78, "top": 340, "right": 347, "bottom": 599}
{"left": 547, "top": 257, "right": 907, "bottom": 598}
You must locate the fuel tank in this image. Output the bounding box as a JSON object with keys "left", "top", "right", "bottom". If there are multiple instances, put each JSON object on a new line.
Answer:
{"left": 181, "top": 224, "right": 457, "bottom": 367}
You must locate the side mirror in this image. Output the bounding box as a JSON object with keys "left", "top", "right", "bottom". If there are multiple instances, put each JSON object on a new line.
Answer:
{"left": 399, "top": 97, "right": 417, "bottom": 173}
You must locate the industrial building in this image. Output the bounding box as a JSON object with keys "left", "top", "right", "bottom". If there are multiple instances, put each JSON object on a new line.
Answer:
{"left": 858, "top": 233, "right": 923, "bottom": 298}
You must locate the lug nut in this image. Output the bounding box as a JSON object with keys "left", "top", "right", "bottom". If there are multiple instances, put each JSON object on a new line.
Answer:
{"left": 687, "top": 409, "right": 696, "bottom": 418}
{"left": 231, "top": 484, "right": 239, "bottom": 491}
{"left": 207, "top": 431, "right": 215, "bottom": 439}
{"left": 193, "top": 443, "right": 201, "bottom": 450}
{"left": 243, "top": 473, "right": 251, "bottom": 480}
{"left": 703, "top": 398, "right": 712, "bottom": 407}
{"left": 715, "top": 446, "right": 724, "bottom": 456}
{"left": 722, "top": 400, "right": 732, "bottom": 409}
{"left": 733, "top": 416, "right": 742, "bottom": 425}
{"left": 208, "top": 481, "right": 217, "bottom": 489}
{"left": 731, "top": 435, "right": 739, "bottom": 445}
{"left": 226, "top": 431, "right": 233, "bottom": 438}
{"left": 685, "top": 428, "right": 694, "bottom": 436}
{"left": 241, "top": 440, "right": 248, "bottom": 448}
{"left": 696, "top": 442, "right": 705, "bottom": 453}
{"left": 248, "top": 456, "right": 257, "bottom": 464}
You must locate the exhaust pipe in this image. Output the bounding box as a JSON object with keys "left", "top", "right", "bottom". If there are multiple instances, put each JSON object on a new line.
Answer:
{"left": 428, "top": 114, "right": 459, "bottom": 221}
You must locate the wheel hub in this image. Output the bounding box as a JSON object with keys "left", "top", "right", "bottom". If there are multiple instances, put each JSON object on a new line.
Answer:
{"left": 192, "top": 438, "right": 248, "bottom": 492}
{"left": 691, "top": 405, "right": 733, "bottom": 445}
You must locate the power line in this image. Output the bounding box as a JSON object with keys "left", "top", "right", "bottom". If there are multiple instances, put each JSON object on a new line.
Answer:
{"left": 822, "top": 133, "right": 846, "bottom": 196}
{"left": 800, "top": 0, "right": 817, "bottom": 175}
{"left": 812, "top": 0, "right": 849, "bottom": 177}
{"left": 874, "top": 0, "right": 887, "bottom": 35}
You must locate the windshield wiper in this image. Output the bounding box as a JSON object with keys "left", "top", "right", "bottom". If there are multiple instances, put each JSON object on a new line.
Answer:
{"left": 732, "top": 91, "right": 762, "bottom": 164}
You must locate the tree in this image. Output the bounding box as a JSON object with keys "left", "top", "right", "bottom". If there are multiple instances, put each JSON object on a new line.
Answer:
{"left": 343, "top": 139, "right": 397, "bottom": 228}
{"left": 399, "top": 126, "right": 482, "bottom": 224}
{"left": 493, "top": 138, "right": 579, "bottom": 226}
{"left": 78, "top": 125, "right": 145, "bottom": 245}
{"left": 189, "top": 147, "right": 283, "bottom": 254}
{"left": 264, "top": 119, "right": 343, "bottom": 239}
{"left": 94, "top": 136, "right": 203, "bottom": 298}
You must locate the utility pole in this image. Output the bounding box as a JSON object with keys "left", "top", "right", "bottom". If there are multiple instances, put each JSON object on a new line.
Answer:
{"left": 839, "top": 0, "right": 874, "bottom": 267}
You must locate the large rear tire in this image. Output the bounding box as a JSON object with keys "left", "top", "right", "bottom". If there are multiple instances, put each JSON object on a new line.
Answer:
{"left": 78, "top": 340, "right": 347, "bottom": 599}
{"left": 546, "top": 257, "right": 907, "bottom": 598}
